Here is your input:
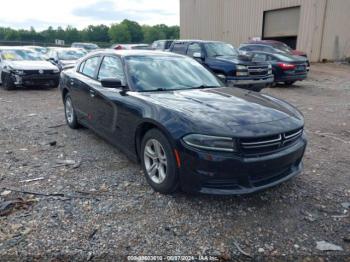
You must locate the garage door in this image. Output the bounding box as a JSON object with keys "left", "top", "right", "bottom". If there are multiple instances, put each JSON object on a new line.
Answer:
{"left": 263, "top": 7, "right": 300, "bottom": 38}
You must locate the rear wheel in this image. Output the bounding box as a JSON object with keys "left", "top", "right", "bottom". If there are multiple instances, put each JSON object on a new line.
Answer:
{"left": 64, "top": 94, "right": 79, "bottom": 129}
{"left": 141, "top": 129, "right": 179, "bottom": 194}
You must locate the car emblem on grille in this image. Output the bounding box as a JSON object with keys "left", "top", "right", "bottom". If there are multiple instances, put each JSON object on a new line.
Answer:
{"left": 39, "top": 70, "right": 44, "bottom": 74}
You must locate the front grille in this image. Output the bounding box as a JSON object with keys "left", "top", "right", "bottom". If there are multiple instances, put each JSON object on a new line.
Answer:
{"left": 240, "top": 128, "right": 303, "bottom": 155}
{"left": 23, "top": 70, "right": 56, "bottom": 75}
{"left": 248, "top": 66, "right": 269, "bottom": 77}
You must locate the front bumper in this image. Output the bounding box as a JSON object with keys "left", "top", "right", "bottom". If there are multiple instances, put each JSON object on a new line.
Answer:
{"left": 177, "top": 135, "right": 307, "bottom": 195}
{"left": 12, "top": 73, "right": 60, "bottom": 87}
{"left": 227, "top": 76, "right": 274, "bottom": 87}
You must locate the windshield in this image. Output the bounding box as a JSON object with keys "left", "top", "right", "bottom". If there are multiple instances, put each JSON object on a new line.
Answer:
{"left": 126, "top": 55, "right": 222, "bottom": 92}
{"left": 58, "top": 49, "right": 86, "bottom": 60}
{"left": 1, "top": 49, "right": 43, "bottom": 61}
{"left": 205, "top": 43, "right": 239, "bottom": 57}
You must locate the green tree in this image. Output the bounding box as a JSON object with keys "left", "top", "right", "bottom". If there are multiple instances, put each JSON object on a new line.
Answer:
{"left": 108, "top": 23, "right": 131, "bottom": 43}
{"left": 121, "top": 19, "right": 143, "bottom": 43}
{"left": 142, "top": 25, "right": 166, "bottom": 43}
{"left": 82, "top": 24, "right": 110, "bottom": 43}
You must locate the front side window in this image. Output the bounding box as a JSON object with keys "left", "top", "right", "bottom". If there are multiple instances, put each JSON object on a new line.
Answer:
{"left": 187, "top": 43, "right": 202, "bottom": 57}
{"left": 204, "top": 43, "right": 238, "bottom": 57}
{"left": 81, "top": 56, "right": 99, "bottom": 78}
{"left": 172, "top": 43, "right": 187, "bottom": 54}
{"left": 126, "top": 55, "right": 222, "bottom": 92}
{"left": 97, "top": 56, "right": 125, "bottom": 83}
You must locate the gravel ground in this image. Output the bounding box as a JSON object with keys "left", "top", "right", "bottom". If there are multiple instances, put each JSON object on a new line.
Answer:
{"left": 0, "top": 63, "right": 349, "bottom": 261}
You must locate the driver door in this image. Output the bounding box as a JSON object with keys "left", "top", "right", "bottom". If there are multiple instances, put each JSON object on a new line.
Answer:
{"left": 88, "top": 55, "right": 127, "bottom": 140}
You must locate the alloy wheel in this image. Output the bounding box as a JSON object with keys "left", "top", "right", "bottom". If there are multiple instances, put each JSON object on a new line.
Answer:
{"left": 143, "top": 139, "right": 168, "bottom": 184}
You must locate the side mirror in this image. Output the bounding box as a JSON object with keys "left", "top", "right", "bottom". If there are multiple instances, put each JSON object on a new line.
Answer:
{"left": 193, "top": 52, "right": 203, "bottom": 59}
{"left": 101, "top": 78, "right": 126, "bottom": 89}
{"left": 48, "top": 57, "right": 57, "bottom": 63}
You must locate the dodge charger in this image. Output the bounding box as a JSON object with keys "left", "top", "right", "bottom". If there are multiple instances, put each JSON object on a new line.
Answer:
{"left": 60, "top": 50, "right": 307, "bottom": 195}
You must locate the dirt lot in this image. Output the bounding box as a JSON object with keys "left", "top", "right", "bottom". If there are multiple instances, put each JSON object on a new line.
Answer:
{"left": 0, "top": 63, "right": 349, "bottom": 261}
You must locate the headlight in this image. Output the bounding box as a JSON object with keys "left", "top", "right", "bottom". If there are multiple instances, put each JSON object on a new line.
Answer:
{"left": 268, "top": 69, "right": 272, "bottom": 75}
{"left": 236, "top": 65, "right": 247, "bottom": 70}
{"left": 183, "top": 134, "right": 236, "bottom": 152}
{"left": 268, "top": 64, "right": 272, "bottom": 69}
{"left": 237, "top": 71, "right": 249, "bottom": 76}
{"left": 53, "top": 68, "right": 60, "bottom": 73}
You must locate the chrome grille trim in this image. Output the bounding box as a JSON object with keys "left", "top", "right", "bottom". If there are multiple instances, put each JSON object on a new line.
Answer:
{"left": 240, "top": 129, "right": 303, "bottom": 153}
{"left": 284, "top": 129, "right": 303, "bottom": 139}
{"left": 241, "top": 134, "right": 282, "bottom": 146}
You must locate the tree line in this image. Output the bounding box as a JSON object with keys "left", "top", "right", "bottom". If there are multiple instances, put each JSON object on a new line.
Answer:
{"left": 0, "top": 19, "right": 179, "bottom": 46}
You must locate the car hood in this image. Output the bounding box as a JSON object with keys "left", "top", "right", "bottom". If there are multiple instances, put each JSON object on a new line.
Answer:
{"left": 215, "top": 55, "right": 267, "bottom": 66}
{"left": 134, "top": 87, "right": 303, "bottom": 129}
{"left": 5, "top": 60, "right": 58, "bottom": 70}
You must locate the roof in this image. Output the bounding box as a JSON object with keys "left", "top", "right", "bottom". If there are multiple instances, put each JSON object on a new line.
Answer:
{"left": 172, "top": 39, "right": 224, "bottom": 44}
{"left": 89, "top": 49, "right": 184, "bottom": 57}
{"left": 246, "top": 40, "right": 284, "bottom": 45}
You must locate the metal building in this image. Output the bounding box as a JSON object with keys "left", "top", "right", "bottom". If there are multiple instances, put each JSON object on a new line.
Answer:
{"left": 180, "top": 0, "right": 350, "bottom": 62}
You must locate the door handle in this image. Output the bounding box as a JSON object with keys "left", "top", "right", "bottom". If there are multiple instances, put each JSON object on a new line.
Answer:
{"left": 89, "top": 89, "right": 96, "bottom": 98}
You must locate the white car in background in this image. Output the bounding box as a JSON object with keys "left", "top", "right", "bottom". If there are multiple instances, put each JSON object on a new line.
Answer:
{"left": 0, "top": 46, "right": 60, "bottom": 90}
{"left": 46, "top": 47, "right": 87, "bottom": 71}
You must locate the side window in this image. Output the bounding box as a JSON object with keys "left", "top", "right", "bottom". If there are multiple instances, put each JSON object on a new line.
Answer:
{"left": 187, "top": 43, "right": 202, "bottom": 56}
{"left": 97, "top": 56, "right": 125, "bottom": 83}
{"left": 253, "top": 53, "right": 267, "bottom": 62}
{"left": 81, "top": 56, "right": 99, "bottom": 78}
{"left": 78, "top": 61, "right": 86, "bottom": 73}
{"left": 172, "top": 43, "right": 187, "bottom": 54}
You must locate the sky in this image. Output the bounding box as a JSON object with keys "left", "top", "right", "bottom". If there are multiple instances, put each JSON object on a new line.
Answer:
{"left": 0, "top": 0, "right": 179, "bottom": 31}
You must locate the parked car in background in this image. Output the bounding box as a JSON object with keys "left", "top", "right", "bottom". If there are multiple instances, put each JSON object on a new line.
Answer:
{"left": 71, "top": 42, "right": 99, "bottom": 52}
{"left": 60, "top": 50, "right": 306, "bottom": 195}
{"left": 111, "top": 44, "right": 150, "bottom": 50}
{"left": 251, "top": 51, "right": 308, "bottom": 85}
{"left": 0, "top": 47, "right": 60, "bottom": 90}
{"left": 151, "top": 40, "right": 174, "bottom": 51}
{"left": 239, "top": 40, "right": 310, "bottom": 70}
{"left": 25, "top": 45, "right": 48, "bottom": 55}
{"left": 169, "top": 40, "right": 273, "bottom": 92}
{"left": 47, "top": 47, "right": 87, "bottom": 70}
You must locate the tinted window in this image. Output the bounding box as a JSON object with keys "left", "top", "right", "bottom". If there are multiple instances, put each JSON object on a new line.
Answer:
{"left": 171, "top": 43, "right": 187, "bottom": 54}
{"left": 253, "top": 53, "right": 268, "bottom": 62}
{"left": 187, "top": 43, "right": 202, "bottom": 56}
{"left": 81, "top": 56, "right": 99, "bottom": 78}
{"left": 98, "top": 56, "right": 125, "bottom": 83}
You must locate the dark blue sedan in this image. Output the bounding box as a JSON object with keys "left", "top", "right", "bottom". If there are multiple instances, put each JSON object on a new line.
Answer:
{"left": 60, "top": 50, "right": 307, "bottom": 195}
{"left": 249, "top": 51, "right": 309, "bottom": 85}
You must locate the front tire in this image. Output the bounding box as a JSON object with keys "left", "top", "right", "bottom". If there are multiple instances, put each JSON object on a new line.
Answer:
{"left": 141, "top": 129, "right": 179, "bottom": 194}
{"left": 64, "top": 94, "right": 79, "bottom": 129}
{"left": 2, "top": 73, "right": 15, "bottom": 90}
